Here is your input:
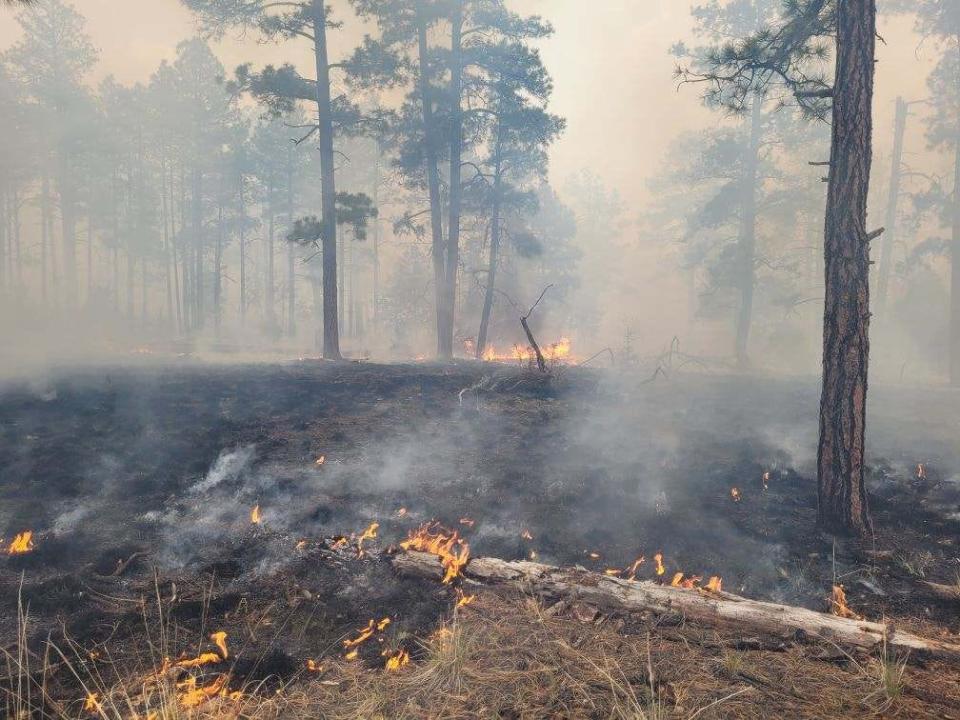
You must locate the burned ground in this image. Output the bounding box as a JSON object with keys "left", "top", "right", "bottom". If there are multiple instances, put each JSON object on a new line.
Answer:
{"left": 0, "top": 360, "right": 959, "bottom": 717}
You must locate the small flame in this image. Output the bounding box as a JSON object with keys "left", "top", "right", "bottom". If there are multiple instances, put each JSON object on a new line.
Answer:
{"left": 830, "top": 585, "right": 861, "bottom": 619}
{"left": 520, "top": 529, "right": 533, "bottom": 541}
{"left": 343, "top": 620, "right": 376, "bottom": 649}
{"left": 176, "top": 674, "right": 240, "bottom": 709}
{"left": 604, "top": 568, "right": 620, "bottom": 576}
{"left": 8, "top": 531, "right": 34, "bottom": 555}
{"left": 210, "top": 631, "right": 228, "bottom": 659}
{"left": 357, "top": 522, "right": 379, "bottom": 554}
{"left": 730, "top": 487, "right": 741, "bottom": 502}
{"left": 455, "top": 588, "right": 475, "bottom": 608}
{"left": 625, "top": 556, "right": 645, "bottom": 579}
{"left": 653, "top": 553, "right": 665, "bottom": 576}
{"left": 345, "top": 650, "right": 359, "bottom": 661}
{"left": 172, "top": 652, "right": 222, "bottom": 669}
{"left": 459, "top": 518, "right": 475, "bottom": 527}
{"left": 762, "top": 471, "right": 770, "bottom": 490}
{"left": 529, "top": 550, "right": 538, "bottom": 560}
{"left": 84, "top": 693, "right": 102, "bottom": 713}
{"left": 916, "top": 463, "right": 926, "bottom": 480}
{"left": 306, "top": 659, "right": 323, "bottom": 673}
{"left": 376, "top": 617, "right": 391, "bottom": 631}
{"left": 330, "top": 536, "right": 349, "bottom": 550}
{"left": 315, "top": 455, "right": 326, "bottom": 466}
{"left": 397, "top": 507, "right": 408, "bottom": 518}
{"left": 384, "top": 649, "right": 410, "bottom": 671}
{"left": 400, "top": 522, "right": 470, "bottom": 584}
{"left": 588, "top": 551, "right": 601, "bottom": 559}
{"left": 705, "top": 576, "right": 723, "bottom": 593}
{"left": 295, "top": 539, "right": 308, "bottom": 550}
{"left": 250, "top": 505, "right": 262, "bottom": 524}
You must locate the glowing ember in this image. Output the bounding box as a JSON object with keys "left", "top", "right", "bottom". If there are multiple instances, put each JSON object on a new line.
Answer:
{"left": 8, "top": 531, "right": 33, "bottom": 555}
{"left": 315, "top": 455, "right": 326, "bottom": 466}
{"left": 653, "top": 553, "right": 665, "bottom": 576}
{"left": 400, "top": 522, "right": 470, "bottom": 584}
{"left": 250, "top": 505, "right": 262, "bottom": 524}
{"left": 730, "top": 487, "right": 741, "bottom": 502}
{"left": 384, "top": 649, "right": 410, "bottom": 671}
{"left": 520, "top": 529, "right": 533, "bottom": 541}
{"left": 84, "top": 692, "right": 102, "bottom": 713}
{"left": 830, "top": 584, "right": 861, "bottom": 619}
{"left": 210, "top": 631, "right": 228, "bottom": 659}
{"left": 705, "top": 576, "right": 723, "bottom": 593}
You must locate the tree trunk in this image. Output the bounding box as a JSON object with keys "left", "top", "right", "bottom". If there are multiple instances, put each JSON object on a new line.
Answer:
{"left": 372, "top": 142, "right": 381, "bottom": 334}
{"left": 239, "top": 176, "right": 247, "bottom": 327}
{"left": 266, "top": 178, "right": 277, "bottom": 332}
{"left": 193, "top": 168, "right": 204, "bottom": 330}
{"left": 876, "top": 96, "right": 907, "bottom": 319}
{"left": 477, "top": 129, "right": 504, "bottom": 359}
{"left": 286, "top": 144, "right": 297, "bottom": 338}
{"left": 57, "top": 148, "right": 78, "bottom": 308}
{"left": 951, "top": 121, "right": 960, "bottom": 385}
{"left": 312, "top": 1, "right": 341, "bottom": 360}
{"left": 40, "top": 173, "right": 50, "bottom": 307}
{"left": 416, "top": 7, "right": 447, "bottom": 358}
{"left": 734, "top": 94, "right": 762, "bottom": 366}
{"left": 816, "top": 0, "right": 876, "bottom": 535}
{"left": 215, "top": 204, "right": 223, "bottom": 334}
{"left": 441, "top": 3, "right": 464, "bottom": 359}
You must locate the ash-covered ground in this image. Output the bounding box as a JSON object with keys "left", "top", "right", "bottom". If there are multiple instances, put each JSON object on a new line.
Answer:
{"left": 1, "top": 359, "right": 959, "bottom": 704}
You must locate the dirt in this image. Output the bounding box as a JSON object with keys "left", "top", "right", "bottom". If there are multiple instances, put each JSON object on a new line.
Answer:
{"left": 0, "top": 359, "right": 959, "bottom": 715}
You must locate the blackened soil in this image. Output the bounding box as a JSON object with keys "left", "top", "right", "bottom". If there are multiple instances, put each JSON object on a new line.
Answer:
{"left": 0, "top": 359, "right": 959, "bottom": 704}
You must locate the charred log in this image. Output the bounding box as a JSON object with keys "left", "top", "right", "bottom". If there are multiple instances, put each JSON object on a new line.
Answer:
{"left": 393, "top": 551, "right": 960, "bottom": 662}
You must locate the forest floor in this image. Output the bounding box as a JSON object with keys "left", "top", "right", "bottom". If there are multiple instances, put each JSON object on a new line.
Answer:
{"left": 0, "top": 358, "right": 959, "bottom": 718}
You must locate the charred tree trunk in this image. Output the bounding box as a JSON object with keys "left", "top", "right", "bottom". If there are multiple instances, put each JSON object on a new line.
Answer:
{"left": 286, "top": 144, "right": 297, "bottom": 338}
{"left": 441, "top": 3, "right": 464, "bottom": 360}
{"left": 876, "top": 96, "right": 907, "bottom": 319}
{"left": 735, "top": 94, "right": 762, "bottom": 366}
{"left": 816, "top": 0, "right": 876, "bottom": 535}
{"left": 313, "top": 0, "right": 341, "bottom": 360}
{"left": 477, "top": 129, "right": 504, "bottom": 359}
{"left": 416, "top": 7, "right": 447, "bottom": 358}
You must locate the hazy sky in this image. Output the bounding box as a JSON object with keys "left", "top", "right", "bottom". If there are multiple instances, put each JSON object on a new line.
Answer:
{"left": 0, "top": 1, "right": 939, "bottom": 210}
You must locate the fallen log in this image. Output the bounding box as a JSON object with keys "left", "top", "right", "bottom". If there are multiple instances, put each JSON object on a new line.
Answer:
{"left": 392, "top": 551, "right": 960, "bottom": 662}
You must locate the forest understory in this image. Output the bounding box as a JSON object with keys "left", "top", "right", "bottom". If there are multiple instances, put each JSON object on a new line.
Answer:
{"left": 1, "top": 360, "right": 959, "bottom": 718}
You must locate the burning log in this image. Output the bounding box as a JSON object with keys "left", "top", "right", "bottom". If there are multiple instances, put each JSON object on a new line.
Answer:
{"left": 392, "top": 552, "right": 960, "bottom": 662}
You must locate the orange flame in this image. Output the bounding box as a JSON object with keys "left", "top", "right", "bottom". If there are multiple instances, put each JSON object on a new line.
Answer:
{"left": 176, "top": 674, "right": 240, "bottom": 709}
{"left": 343, "top": 620, "right": 376, "bottom": 649}
{"left": 376, "top": 617, "right": 391, "bottom": 631}
{"left": 345, "top": 650, "right": 359, "bottom": 661}
{"left": 384, "top": 649, "right": 410, "bottom": 671}
{"left": 84, "top": 693, "right": 102, "bottom": 713}
{"left": 399, "top": 522, "right": 470, "bottom": 584}
{"left": 250, "top": 505, "right": 262, "bottom": 524}
{"left": 455, "top": 589, "right": 475, "bottom": 608}
{"left": 730, "top": 487, "right": 741, "bottom": 502}
{"left": 357, "top": 522, "right": 379, "bottom": 554}
{"left": 705, "top": 576, "right": 723, "bottom": 593}
{"left": 8, "top": 531, "right": 33, "bottom": 555}
{"left": 210, "top": 631, "right": 228, "bottom": 659}
{"left": 830, "top": 585, "right": 861, "bottom": 619}
{"left": 306, "top": 659, "right": 323, "bottom": 673}
{"left": 482, "top": 337, "right": 574, "bottom": 363}
{"left": 653, "top": 553, "right": 665, "bottom": 576}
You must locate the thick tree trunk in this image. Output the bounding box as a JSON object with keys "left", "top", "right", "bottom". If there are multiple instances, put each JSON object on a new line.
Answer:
{"left": 477, "top": 131, "right": 504, "bottom": 359}
{"left": 876, "top": 96, "right": 906, "bottom": 319}
{"left": 734, "top": 94, "right": 762, "bottom": 366}
{"left": 441, "top": 3, "right": 464, "bottom": 359}
{"left": 817, "top": 0, "right": 876, "bottom": 535}
{"left": 393, "top": 551, "right": 960, "bottom": 661}
{"left": 415, "top": 8, "right": 447, "bottom": 358}
{"left": 313, "top": 1, "right": 341, "bottom": 359}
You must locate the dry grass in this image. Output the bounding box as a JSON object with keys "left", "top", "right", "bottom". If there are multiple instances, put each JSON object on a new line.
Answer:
{"left": 5, "top": 589, "right": 960, "bottom": 719}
